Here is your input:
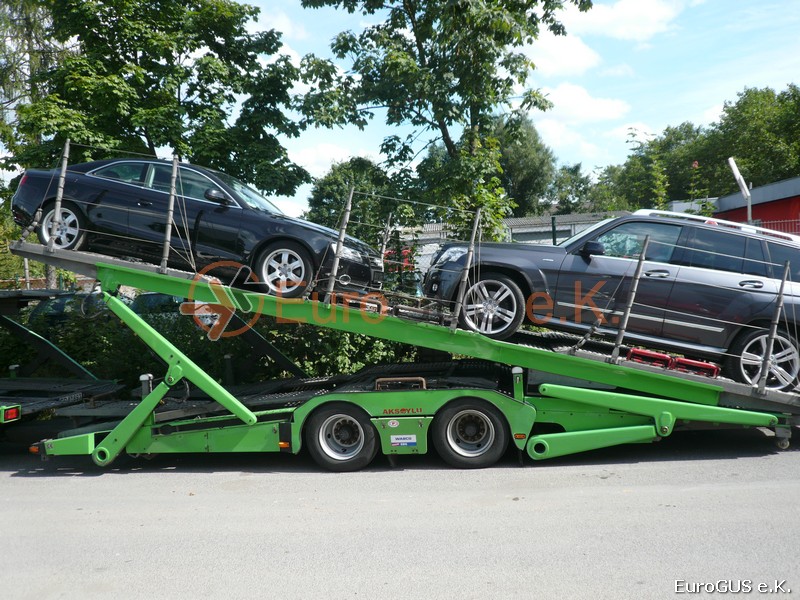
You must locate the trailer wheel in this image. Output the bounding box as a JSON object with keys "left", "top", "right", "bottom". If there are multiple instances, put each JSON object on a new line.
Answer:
{"left": 306, "top": 403, "right": 378, "bottom": 472}
{"left": 38, "top": 201, "right": 87, "bottom": 250}
{"left": 432, "top": 399, "right": 508, "bottom": 469}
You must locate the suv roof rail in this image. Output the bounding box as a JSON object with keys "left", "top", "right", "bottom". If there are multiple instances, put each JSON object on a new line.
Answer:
{"left": 632, "top": 209, "right": 800, "bottom": 244}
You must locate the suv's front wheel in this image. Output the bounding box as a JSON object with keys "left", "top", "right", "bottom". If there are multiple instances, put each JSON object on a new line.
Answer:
{"left": 459, "top": 273, "right": 525, "bottom": 340}
{"left": 726, "top": 327, "right": 800, "bottom": 391}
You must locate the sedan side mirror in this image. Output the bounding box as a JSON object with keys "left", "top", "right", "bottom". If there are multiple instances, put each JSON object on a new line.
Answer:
{"left": 204, "top": 188, "right": 229, "bottom": 204}
{"left": 580, "top": 240, "right": 605, "bottom": 258}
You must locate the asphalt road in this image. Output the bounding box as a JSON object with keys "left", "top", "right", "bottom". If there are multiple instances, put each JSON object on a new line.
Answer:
{"left": 1, "top": 427, "right": 798, "bottom": 600}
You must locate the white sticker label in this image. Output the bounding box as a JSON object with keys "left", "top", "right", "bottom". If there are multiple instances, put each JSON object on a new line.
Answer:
{"left": 390, "top": 435, "right": 418, "bottom": 447}
{"left": 387, "top": 420, "right": 400, "bottom": 428}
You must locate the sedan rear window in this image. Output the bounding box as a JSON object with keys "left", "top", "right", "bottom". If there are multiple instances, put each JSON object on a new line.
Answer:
{"left": 93, "top": 162, "right": 147, "bottom": 184}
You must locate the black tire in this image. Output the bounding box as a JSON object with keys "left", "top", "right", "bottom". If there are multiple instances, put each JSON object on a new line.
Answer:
{"left": 37, "top": 201, "right": 87, "bottom": 250}
{"left": 459, "top": 272, "right": 525, "bottom": 340}
{"left": 432, "top": 398, "right": 509, "bottom": 469}
{"left": 254, "top": 241, "right": 313, "bottom": 298}
{"left": 725, "top": 326, "right": 800, "bottom": 391}
{"left": 305, "top": 403, "right": 379, "bottom": 472}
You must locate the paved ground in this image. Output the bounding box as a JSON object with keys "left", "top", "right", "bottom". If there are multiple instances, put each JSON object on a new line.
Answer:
{"left": 1, "top": 427, "right": 798, "bottom": 600}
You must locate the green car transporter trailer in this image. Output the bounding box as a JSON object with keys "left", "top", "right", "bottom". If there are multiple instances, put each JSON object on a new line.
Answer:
{"left": 9, "top": 240, "right": 800, "bottom": 472}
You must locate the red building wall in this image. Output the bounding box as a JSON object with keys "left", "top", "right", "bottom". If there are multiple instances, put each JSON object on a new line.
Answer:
{"left": 715, "top": 196, "right": 800, "bottom": 232}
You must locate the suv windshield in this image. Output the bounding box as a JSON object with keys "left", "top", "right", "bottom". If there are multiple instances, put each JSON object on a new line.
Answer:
{"left": 558, "top": 218, "right": 613, "bottom": 247}
{"left": 213, "top": 171, "right": 283, "bottom": 214}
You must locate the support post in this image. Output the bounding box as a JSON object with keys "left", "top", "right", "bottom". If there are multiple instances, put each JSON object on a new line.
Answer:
{"left": 610, "top": 236, "right": 650, "bottom": 363}
{"left": 47, "top": 138, "right": 70, "bottom": 253}
{"left": 450, "top": 209, "right": 482, "bottom": 330}
{"left": 757, "top": 260, "right": 790, "bottom": 393}
{"left": 159, "top": 155, "right": 179, "bottom": 273}
{"left": 325, "top": 186, "right": 354, "bottom": 304}
{"left": 379, "top": 212, "right": 393, "bottom": 258}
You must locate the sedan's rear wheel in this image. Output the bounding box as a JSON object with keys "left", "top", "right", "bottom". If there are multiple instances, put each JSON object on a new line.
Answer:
{"left": 255, "top": 241, "right": 313, "bottom": 298}
{"left": 726, "top": 327, "right": 800, "bottom": 391}
{"left": 37, "top": 201, "right": 87, "bottom": 250}
{"left": 459, "top": 272, "right": 525, "bottom": 340}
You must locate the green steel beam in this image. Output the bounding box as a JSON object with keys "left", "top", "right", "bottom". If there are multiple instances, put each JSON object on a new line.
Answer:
{"left": 538, "top": 384, "right": 779, "bottom": 435}
{"left": 528, "top": 425, "right": 658, "bottom": 460}
{"left": 103, "top": 293, "right": 257, "bottom": 427}
{"left": 95, "top": 263, "right": 724, "bottom": 406}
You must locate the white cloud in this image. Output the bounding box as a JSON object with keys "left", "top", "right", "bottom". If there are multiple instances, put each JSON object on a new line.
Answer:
{"left": 605, "top": 121, "right": 656, "bottom": 145}
{"left": 541, "top": 83, "right": 630, "bottom": 124}
{"left": 699, "top": 103, "right": 723, "bottom": 126}
{"left": 561, "top": 0, "right": 685, "bottom": 42}
{"left": 600, "top": 63, "right": 635, "bottom": 78}
{"left": 250, "top": 8, "right": 309, "bottom": 41}
{"left": 289, "top": 142, "right": 378, "bottom": 179}
{"left": 526, "top": 33, "right": 601, "bottom": 77}
{"left": 536, "top": 119, "right": 603, "bottom": 160}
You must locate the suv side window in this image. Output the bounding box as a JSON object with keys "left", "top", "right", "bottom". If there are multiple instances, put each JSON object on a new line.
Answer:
{"left": 595, "top": 222, "right": 682, "bottom": 262}
{"left": 744, "top": 238, "right": 768, "bottom": 277}
{"left": 766, "top": 242, "right": 800, "bottom": 281}
{"left": 679, "top": 228, "right": 745, "bottom": 273}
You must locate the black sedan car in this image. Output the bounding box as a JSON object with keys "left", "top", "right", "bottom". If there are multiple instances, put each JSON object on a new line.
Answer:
{"left": 12, "top": 159, "right": 383, "bottom": 297}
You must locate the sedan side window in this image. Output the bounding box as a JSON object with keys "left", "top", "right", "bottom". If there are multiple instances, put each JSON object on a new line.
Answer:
{"left": 177, "top": 167, "right": 220, "bottom": 201}
{"left": 594, "top": 222, "right": 681, "bottom": 262}
{"left": 147, "top": 165, "right": 223, "bottom": 201}
{"left": 94, "top": 162, "right": 147, "bottom": 185}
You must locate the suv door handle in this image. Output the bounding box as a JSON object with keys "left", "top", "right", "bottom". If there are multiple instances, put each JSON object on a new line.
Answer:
{"left": 739, "top": 280, "right": 764, "bottom": 289}
{"left": 644, "top": 269, "right": 670, "bottom": 278}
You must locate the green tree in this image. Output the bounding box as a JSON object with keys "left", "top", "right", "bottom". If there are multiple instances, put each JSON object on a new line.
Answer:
{"left": 1, "top": 0, "right": 68, "bottom": 286}
{"left": 8, "top": 0, "right": 308, "bottom": 197}
{"left": 0, "top": 0, "right": 63, "bottom": 149}
{"left": 603, "top": 85, "right": 800, "bottom": 208}
{"left": 548, "top": 163, "right": 591, "bottom": 214}
{"left": 492, "top": 115, "right": 556, "bottom": 216}
{"left": 299, "top": 0, "right": 592, "bottom": 238}
{"left": 305, "top": 157, "right": 413, "bottom": 247}
{"left": 584, "top": 165, "right": 629, "bottom": 212}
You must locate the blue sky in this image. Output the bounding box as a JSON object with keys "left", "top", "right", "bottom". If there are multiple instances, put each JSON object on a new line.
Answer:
{"left": 253, "top": 0, "right": 800, "bottom": 216}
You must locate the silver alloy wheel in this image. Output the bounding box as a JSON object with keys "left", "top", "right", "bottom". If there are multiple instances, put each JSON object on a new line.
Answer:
{"left": 463, "top": 279, "right": 520, "bottom": 335}
{"left": 260, "top": 247, "right": 308, "bottom": 295}
{"left": 444, "top": 409, "right": 496, "bottom": 458}
{"left": 738, "top": 332, "right": 800, "bottom": 389}
{"left": 317, "top": 413, "right": 365, "bottom": 461}
{"left": 41, "top": 206, "right": 82, "bottom": 249}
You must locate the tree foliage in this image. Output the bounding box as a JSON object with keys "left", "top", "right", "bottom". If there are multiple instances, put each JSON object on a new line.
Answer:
{"left": 603, "top": 85, "right": 800, "bottom": 211}
{"left": 493, "top": 115, "right": 556, "bottom": 216}
{"left": 299, "top": 0, "right": 592, "bottom": 237}
{"left": 6, "top": 0, "right": 308, "bottom": 196}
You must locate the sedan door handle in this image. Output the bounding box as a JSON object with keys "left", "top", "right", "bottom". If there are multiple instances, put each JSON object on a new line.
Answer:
{"left": 137, "top": 200, "right": 153, "bottom": 207}
{"left": 739, "top": 280, "right": 764, "bottom": 289}
{"left": 644, "top": 269, "right": 670, "bottom": 278}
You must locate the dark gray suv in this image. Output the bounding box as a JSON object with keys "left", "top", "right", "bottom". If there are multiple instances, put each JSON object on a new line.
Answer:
{"left": 423, "top": 210, "right": 800, "bottom": 390}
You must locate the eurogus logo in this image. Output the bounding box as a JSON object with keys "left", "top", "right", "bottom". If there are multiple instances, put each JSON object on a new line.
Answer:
{"left": 178, "top": 260, "right": 387, "bottom": 340}
{"left": 180, "top": 261, "right": 265, "bottom": 341}
{"left": 180, "top": 261, "right": 614, "bottom": 340}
